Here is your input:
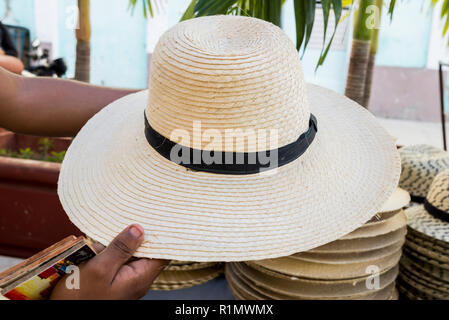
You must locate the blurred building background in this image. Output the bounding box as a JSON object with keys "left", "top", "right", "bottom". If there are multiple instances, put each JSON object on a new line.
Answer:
{"left": 0, "top": 0, "right": 447, "bottom": 122}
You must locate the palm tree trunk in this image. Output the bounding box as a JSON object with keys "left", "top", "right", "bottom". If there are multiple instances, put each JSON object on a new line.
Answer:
{"left": 75, "top": 0, "right": 91, "bottom": 82}
{"left": 362, "top": 0, "right": 383, "bottom": 107}
{"left": 345, "top": 0, "right": 375, "bottom": 107}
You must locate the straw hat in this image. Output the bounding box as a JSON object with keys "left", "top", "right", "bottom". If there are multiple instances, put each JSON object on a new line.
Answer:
{"left": 58, "top": 15, "right": 400, "bottom": 262}
{"left": 378, "top": 187, "right": 410, "bottom": 213}
{"left": 398, "top": 273, "right": 449, "bottom": 299}
{"left": 226, "top": 190, "right": 407, "bottom": 300}
{"left": 309, "top": 227, "right": 407, "bottom": 253}
{"left": 226, "top": 262, "right": 398, "bottom": 300}
{"left": 401, "top": 260, "right": 449, "bottom": 291}
{"left": 406, "top": 228, "right": 449, "bottom": 253}
{"left": 242, "top": 209, "right": 407, "bottom": 280}
{"left": 400, "top": 254, "right": 449, "bottom": 282}
{"left": 150, "top": 264, "right": 224, "bottom": 291}
{"left": 405, "top": 237, "right": 449, "bottom": 263}
{"left": 399, "top": 170, "right": 449, "bottom": 299}
{"left": 148, "top": 260, "right": 223, "bottom": 291}
{"left": 399, "top": 145, "right": 449, "bottom": 202}
{"left": 229, "top": 262, "right": 398, "bottom": 297}
{"left": 405, "top": 169, "right": 449, "bottom": 242}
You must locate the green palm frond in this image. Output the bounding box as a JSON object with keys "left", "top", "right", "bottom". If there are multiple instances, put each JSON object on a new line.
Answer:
{"left": 128, "top": 0, "right": 161, "bottom": 18}
{"left": 315, "top": 0, "right": 343, "bottom": 70}
{"left": 437, "top": 0, "right": 449, "bottom": 45}
{"left": 388, "top": 0, "right": 396, "bottom": 19}
{"left": 130, "top": 0, "right": 354, "bottom": 68}
{"left": 178, "top": 0, "right": 349, "bottom": 68}
{"left": 180, "top": 0, "right": 197, "bottom": 21}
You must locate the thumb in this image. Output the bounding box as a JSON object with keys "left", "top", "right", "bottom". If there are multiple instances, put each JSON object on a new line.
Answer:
{"left": 94, "top": 224, "right": 144, "bottom": 278}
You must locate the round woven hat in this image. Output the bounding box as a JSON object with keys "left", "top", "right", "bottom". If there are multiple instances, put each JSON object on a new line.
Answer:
{"left": 406, "top": 227, "right": 449, "bottom": 251}
{"left": 399, "top": 145, "right": 449, "bottom": 201}
{"left": 58, "top": 15, "right": 400, "bottom": 262}
{"left": 406, "top": 169, "right": 449, "bottom": 243}
{"left": 226, "top": 262, "right": 397, "bottom": 300}
{"left": 309, "top": 227, "right": 407, "bottom": 253}
{"left": 378, "top": 188, "right": 410, "bottom": 213}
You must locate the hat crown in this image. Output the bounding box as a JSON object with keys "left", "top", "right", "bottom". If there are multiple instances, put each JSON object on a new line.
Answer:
{"left": 146, "top": 15, "right": 310, "bottom": 152}
{"left": 427, "top": 169, "right": 449, "bottom": 213}
{"left": 399, "top": 144, "right": 449, "bottom": 198}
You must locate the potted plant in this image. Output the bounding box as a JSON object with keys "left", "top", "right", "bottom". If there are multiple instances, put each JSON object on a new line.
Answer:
{"left": 0, "top": 130, "right": 81, "bottom": 258}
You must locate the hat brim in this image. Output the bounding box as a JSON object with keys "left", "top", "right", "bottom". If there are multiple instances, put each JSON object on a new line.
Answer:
{"left": 406, "top": 205, "right": 449, "bottom": 243}
{"left": 310, "top": 227, "right": 407, "bottom": 253}
{"left": 379, "top": 188, "right": 410, "bottom": 213}
{"left": 230, "top": 261, "right": 398, "bottom": 295}
{"left": 227, "top": 263, "right": 397, "bottom": 300}
{"left": 58, "top": 84, "right": 400, "bottom": 262}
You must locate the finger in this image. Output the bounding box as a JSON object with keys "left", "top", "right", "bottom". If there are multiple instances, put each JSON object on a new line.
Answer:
{"left": 115, "top": 259, "right": 170, "bottom": 297}
{"left": 92, "top": 224, "right": 145, "bottom": 278}
{"left": 91, "top": 242, "right": 106, "bottom": 254}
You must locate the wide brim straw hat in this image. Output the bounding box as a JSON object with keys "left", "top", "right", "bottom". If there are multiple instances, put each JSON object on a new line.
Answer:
{"left": 406, "top": 206, "right": 449, "bottom": 242}
{"left": 226, "top": 262, "right": 398, "bottom": 300}
{"left": 228, "top": 261, "right": 398, "bottom": 297}
{"left": 378, "top": 188, "right": 410, "bottom": 213}
{"left": 399, "top": 144, "right": 449, "bottom": 201}
{"left": 405, "top": 169, "right": 449, "bottom": 243}
{"left": 244, "top": 210, "right": 406, "bottom": 281}
{"left": 58, "top": 15, "right": 400, "bottom": 262}
{"left": 150, "top": 264, "right": 223, "bottom": 291}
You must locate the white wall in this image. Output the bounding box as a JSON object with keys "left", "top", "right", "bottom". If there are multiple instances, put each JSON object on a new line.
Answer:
{"left": 33, "top": 0, "right": 59, "bottom": 57}
{"left": 427, "top": 0, "right": 449, "bottom": 68}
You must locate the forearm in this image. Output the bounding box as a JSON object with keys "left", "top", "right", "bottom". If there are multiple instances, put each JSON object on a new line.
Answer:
{"left": 0, "top": 67, "right": 140, "bottom": 137}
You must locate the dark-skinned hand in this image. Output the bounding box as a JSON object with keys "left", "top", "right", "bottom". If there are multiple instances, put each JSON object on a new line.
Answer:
{"left": 51, "top": 224, "right": 169, "bottom": 300}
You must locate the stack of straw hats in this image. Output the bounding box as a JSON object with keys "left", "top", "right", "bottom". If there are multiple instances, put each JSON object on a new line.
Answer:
{"left": 399, "top": 145, "right": 449, "bottom": 203}
{"left": 226, "top": 189, "right": 410, "bottom": 300}
{"left": 398, "top": 169, "right": 449, "bottom": 299}
{"left": 150, "top": 261, "right": 223, "bottom": 291}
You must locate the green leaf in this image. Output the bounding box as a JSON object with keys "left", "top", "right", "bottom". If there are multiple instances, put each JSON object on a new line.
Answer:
{"left": 248, "top": 0, "right": 255, "bottom": 16}
{"left": 444, "top": 13, "right": 449, "bottom": 35}
{"left": 332, "top": 0, "right": 343, "bottom": 22}
{"left": 255, "top": 0, "right": 263, "bottom": 19}
{"left": 388, "top": 0, "right": 396, "bottom": 20}
{"left": 443, "top": 0, "right": 449, "bottom": 18}
{"left": 18, "top": 148, "right": 34, "bottom": 160}
{"left": 321, "top": 0, "right": 331, "bottom": 50}
{"left": 315, "top": 29, "right": 337, "bottom": 71}
{"left": 302, "top": 0, "right": 316, "bottom": 56}
{"left": 128, "top": 0, "right": 137, "bottom": 16}
{"left": 180, "top": 0, "right": 198, "bottom": 21}
{"left": 316, "top": 0, "right": 343, "bottom": 70}
{"left": 147, "top": 0, "right": 154, "bottom": 17}
{"left": 195, "top": 0, "right": 238, "bottom": 16}
{"left": 142, "top": 0, "right": 147, "bottom": 18}
{"left": 128, "top": 0, "right": 157, "bottom": 18}
{"left": 268, "top": 0, "right": 282, "bottom": 26}
{"left": 293, "top": 0, "right": 306, "bottom": 51}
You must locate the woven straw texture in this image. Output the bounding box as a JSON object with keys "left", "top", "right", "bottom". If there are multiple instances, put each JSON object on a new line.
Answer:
{"left": 400, "top": 170, "right": 449, "bottom": 299}
{"left": 58, "top": 16, "right": 399, "bottom": 262}
{"left": 150, "top": 263, "right": 223, "bottom": 291}
{"left": 378, "top": 188, "right": 410, "bottom": 213}
{"left": 399, "top": 145, "right": 449, "bottom": 198}
{"left": 406, "top": 169, "right": 449, "bottom": 242}
{"left": 226, "top": 262, "right": 398, "bottom": 300}
{"left": 226, "top": 194, "right": 408, "bottom": 300}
